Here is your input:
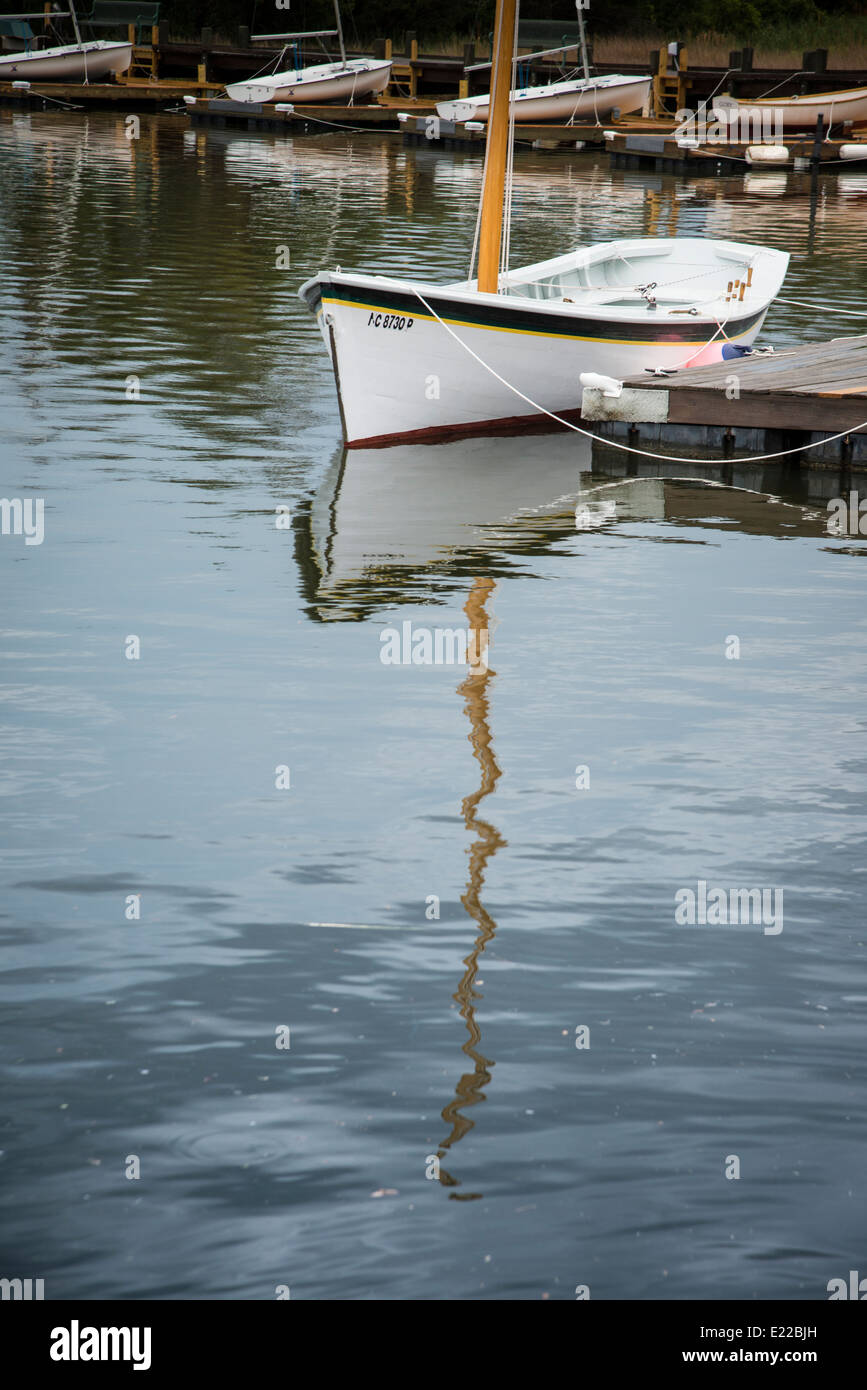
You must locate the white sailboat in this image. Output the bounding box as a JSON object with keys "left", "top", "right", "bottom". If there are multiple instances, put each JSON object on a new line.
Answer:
{"left": 224, "top": 3, "right": 390, "bottom": 105}
{"left": 224, "top": 58, "right": 391, "bottom": 105}
{"left": 727, "top": 85, "right": 867, "bottom": 131}
{"left": 438, "top": 5, "right": 649, "bottom": 124}
{"left": 0, "top": 5, "right": 131, "bottom": 81}
{"left": 437, "top": 72, "right": 651, "bottom": 124}
{"left": 298, "top": 0, "right": 789, "bottom": 448}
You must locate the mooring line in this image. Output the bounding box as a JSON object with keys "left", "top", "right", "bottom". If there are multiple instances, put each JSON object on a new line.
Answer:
{"left": 412, "top": 288, "right": 867, "bottom": 465}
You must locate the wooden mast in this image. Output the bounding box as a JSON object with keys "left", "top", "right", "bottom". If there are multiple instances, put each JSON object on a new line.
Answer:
{"left": 476, "top": 0, "right": 518, "bottom": 294}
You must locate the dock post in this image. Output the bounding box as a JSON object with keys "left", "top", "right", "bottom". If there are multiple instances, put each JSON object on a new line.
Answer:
{"left": 627, "top": 424, "right": 640, "bottom": 474}
{"left": 811, "top": 113, "right": 825, "bottom": 175}
{"left": 460, "top": 42, "right": 474, "bottom": 99}
{"left": 407, "top": 31, "right": 418, "bottom": 97}
{"left": 841, "top": 434, "right": 853, "bottom": 495}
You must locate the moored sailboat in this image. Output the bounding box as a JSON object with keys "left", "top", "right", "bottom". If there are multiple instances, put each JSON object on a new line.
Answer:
{"left": 728, "top": 85, "right": 867, "bottom": 131}
{"left": 0, "top": 4, "right": 131, "bottom": 82}
{"left": 436, "top": 72, "right": 651, "bottom": 124}
{"left": 438, "top": 3, "right": 649, "bottom": 124}
{"left": 223, "top": 2, "right": 390, "bottom": 105}
{"left": 298, "top": 0, "right": 789, "bottom": 448}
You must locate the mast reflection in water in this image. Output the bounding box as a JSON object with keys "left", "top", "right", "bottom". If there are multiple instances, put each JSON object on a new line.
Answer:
{"left": 436, "top": 577, "right": 506, "bottom": 1199}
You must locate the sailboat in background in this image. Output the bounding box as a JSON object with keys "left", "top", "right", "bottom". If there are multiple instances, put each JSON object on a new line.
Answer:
{"left": 299, "top": 0, "right": 789, "bottom": 448}
{"left": 438, "top": 2, "right": 649, "bottom": 124}
{"left": 0, "top": 3, "right": 131, "bottom": 81}
{"left": 224, "top": 1, "right": 390, "bottom": 105}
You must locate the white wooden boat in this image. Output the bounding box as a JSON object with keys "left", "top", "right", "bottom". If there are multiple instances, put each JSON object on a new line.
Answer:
{"left": 729, "top": 85, "right": 867, "bottom": 130}
{"left": 437, "top": 73, "right": 651, "bottom": 124}
{"left": 0, "top": 38, "right": 131, "bottom": 81}
{"left": 299, "top": 238, "right": 788, "bottom": 447}
{"left": 298, "top": 0, "right": 789, "bottom": 449}
{"left": 225, "top": 57, "right": 391, "bottom": 105}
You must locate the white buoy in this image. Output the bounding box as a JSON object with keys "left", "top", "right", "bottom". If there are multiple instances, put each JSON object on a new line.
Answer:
{"left": 745, "top": 145, "right": 790, "bottom": 165}
{"left": 580, "top": 372, "right": 623, "bottom": 398}
{"left": 839, "top": 144, "right": 867, "bottom": 161}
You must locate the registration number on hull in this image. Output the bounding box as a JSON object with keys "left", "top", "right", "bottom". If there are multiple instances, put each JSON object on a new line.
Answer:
{"left": 367, "top": 312, "right": 414, "bottom": 330}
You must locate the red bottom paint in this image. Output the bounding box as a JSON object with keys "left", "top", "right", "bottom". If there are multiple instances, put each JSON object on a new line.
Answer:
{"left": 347, "top": 406, "right": 588, "bottom": 450}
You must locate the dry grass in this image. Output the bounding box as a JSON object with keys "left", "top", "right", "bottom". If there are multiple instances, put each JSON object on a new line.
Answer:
{"left": 593, "top": 33, "right": 867, "bottom": 70}
{"left": 434, "top": 25, "right": 867, "bottom": 71}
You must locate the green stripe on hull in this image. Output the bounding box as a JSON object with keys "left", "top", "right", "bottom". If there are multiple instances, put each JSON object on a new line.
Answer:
{"left": 312, "top": 278, "right": 763, "bottom": 345}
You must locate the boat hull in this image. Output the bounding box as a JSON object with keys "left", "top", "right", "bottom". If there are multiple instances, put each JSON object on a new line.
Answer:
{"left": 299, "top": 272, "right": 770, "bottom": 448}
{"left": 0, "top": 40, "right": 132, "bottom": 80}
{"left": 732, "top": 85, "right": 867, "bottom": 129}
{"left": 225, "top": 59, "right": 392, "bottom": 105}
{"left": 437, "top": 74, "right": 651, "bottom": 124}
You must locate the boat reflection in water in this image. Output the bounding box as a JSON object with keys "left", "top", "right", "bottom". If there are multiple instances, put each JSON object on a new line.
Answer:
{"left": 304, "top": 431, "right": 672, "bottom": 620}
{"left": 301, "top": 430, "right": 829, "bottom": 1196}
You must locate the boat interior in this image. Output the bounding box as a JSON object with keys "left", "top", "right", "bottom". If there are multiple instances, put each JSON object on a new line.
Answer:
{"left": 451, "top": 242, "right": 761, "bottom": 311}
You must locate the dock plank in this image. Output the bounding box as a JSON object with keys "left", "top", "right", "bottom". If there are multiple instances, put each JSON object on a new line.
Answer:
{"left": 627, "top": 336, "right": 867, "bottom": 397}
{"left": 584, "top": 334, "right": 867, "bottom": 442}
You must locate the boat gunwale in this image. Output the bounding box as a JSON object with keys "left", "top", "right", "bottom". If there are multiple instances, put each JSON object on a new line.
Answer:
{"left": 298, "top": 237, "right": 788, "bottom": 330}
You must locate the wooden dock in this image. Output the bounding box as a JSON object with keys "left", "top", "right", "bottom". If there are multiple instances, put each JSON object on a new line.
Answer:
{"left": 400, "top": 114, "right": 677, "bottom": 151}
{"left": 0, "top": 77, "right": 223, "bottom": 108}
{"left": 184, "top": 95, "right": 437, "bottom": 134}
{"left": 607, "top": 129, "right": 867, "bottom": 175}
{"left": 581, "top": 337, "right": 867, "bottom": 469}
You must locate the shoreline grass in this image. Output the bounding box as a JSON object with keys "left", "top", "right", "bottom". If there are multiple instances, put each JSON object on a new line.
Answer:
{"left": 429, "top": 21, "right": 867, "bottom": 70}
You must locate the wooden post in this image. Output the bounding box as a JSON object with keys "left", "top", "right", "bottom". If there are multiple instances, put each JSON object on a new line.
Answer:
{"left": 460, "top": 41, "right": 474, "bottom": 98}
{"left": 409, "top": 35, "right": 418, "bottom": 96}
{"left": 477, "top": 0, "right": 518, "bottom": 293}
{"left": 237, "top": 25, "right": 249, "bottom": 48}
{"left": 385, "top": 38, "right": 393, "bottom": 60}
{"left": 811, "top": 112, "right": 825, "bottom": 167}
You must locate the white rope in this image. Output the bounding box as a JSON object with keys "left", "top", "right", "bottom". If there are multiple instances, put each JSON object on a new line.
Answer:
{"left": 411, "top": 289, "right": 867, "bottom": 465}
{"left": 775, "top": 296, "right": 867, "bottom": 319}
{"left": 756, "top": 68, "right": 809, "bottom": 101}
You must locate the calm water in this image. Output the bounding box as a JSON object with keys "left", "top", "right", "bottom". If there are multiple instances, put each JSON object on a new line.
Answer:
{"left": 1, "top": 111, "right": 866, "bottom": 1301}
